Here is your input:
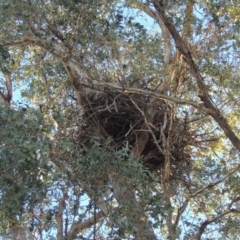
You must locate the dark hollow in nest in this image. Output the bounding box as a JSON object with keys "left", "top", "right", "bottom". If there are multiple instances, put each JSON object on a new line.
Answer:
{"left": 81, "top": 89, "right": 193, "bottom": 181}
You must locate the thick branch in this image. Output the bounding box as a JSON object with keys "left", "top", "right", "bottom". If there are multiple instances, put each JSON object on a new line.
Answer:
{"left": 78, "top": 182, "right": 127, "bottom": 228}
{"left": 108, "top": 167, "right": 157, "bottom": 240}
{"left": 2, "top": 35, "right": 210, "bottom": 115}
{"left": 1, "top": 37, "right": 67, "bottom": 60}
{"left": 12, "top": 225, "right": 34, "bottom": 240}
{"left": 152, "top": 0, "right": 240, "bottom": 151}
{"left": 128, "top": 1, "right": 171, "bottom": 63}
{"left": 67, "top": 211, "right": 105, "bottom": 240}
{"left": 62, "top": 58, "right": 211, "bottom": 113}
{"left": 182, "top": 1, "right": 194, "bottom": 41}
{"left": 5, "top": 73, "right": 12, "bottom": 103}
{"left": 4, "top": 7, "right": 240, "bottom": 152}
{"left": 128, "top": 1, "right": 172, "bottom": 93}
{"left": 0, "top": 73, "right": 12, "bottom": 104}
{"left": 55, "top": 193, "right": 68, "bottom": 240}
{"left": 88, "top": 81, "right": 210, "bottom": 112}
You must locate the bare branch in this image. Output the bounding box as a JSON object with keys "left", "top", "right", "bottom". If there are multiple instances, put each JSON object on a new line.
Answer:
{"left": 128, "top": 1, "right": 172, "bottom": 64}
{"left": 129, "top": 97, "right": 164, "bottom": 154}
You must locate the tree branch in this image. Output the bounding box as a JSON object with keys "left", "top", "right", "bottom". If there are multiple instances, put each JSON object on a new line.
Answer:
{"left": 67, "top": 211, "right": 105, "bottom": 240}
{"left": 5, "top": 10, "right": 239, "bottom": 180}
{"left": 182, "top": 1, "right": 194, "bottom": 41}
{"left": 0, "top": 90, "right": 7, "bottom": 103}
{"left": 1, "top": 37, "right": 67, "bottom": 60}
{"left": 187, "top": 163, "right": 240, "bottom": 200}
{"left": 196, "top": 207, "right": 239, "bottom": 240}
{"left": 128, "top": 1, "right": 172, "bottom": 93}
{"left": 5, "top": 73, "right": 12, "bottom": 103}
{"left": 152, "top": 0, "right": 240, "bottom": 151}
{"left": 51, "top": 159, "right": 125, "bottom": 236}
{"left": 228, "top": 196, "right": 240, "bottom": 210}
{"left": 1, "top": 34, "right": 210, "bottom": 115}
{"left": 174, "top": 200, "right": 189, "bottom": 230}
{"left": 4, "top": 3, "right": 240, "bottom": 153}
{"left": 177, "top": 164, "right": 240, "bottom": 236}
{"left": 107, "top": 166, "right": 157, "bottom": 240}
{"left": 83, "top": 78, "right": 211, "bottom": 113}
{"left": 0, "top": 73, "right": 12, "bottom": 104}
{"left": 55, "top": 192, "right": 68, "bottom": 240}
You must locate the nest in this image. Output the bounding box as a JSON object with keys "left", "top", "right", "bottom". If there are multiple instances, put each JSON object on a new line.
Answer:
{"left": 79, "top": 89, "right": 193, "bottom": 183}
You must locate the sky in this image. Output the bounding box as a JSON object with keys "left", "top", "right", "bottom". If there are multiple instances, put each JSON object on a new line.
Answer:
{"left": 1, "top": 1, "right": 238, "bottom": 239}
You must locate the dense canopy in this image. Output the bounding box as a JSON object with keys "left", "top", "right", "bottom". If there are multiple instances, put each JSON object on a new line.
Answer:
{"left": 0, "top": 0, "right": 240, "bottom": 239}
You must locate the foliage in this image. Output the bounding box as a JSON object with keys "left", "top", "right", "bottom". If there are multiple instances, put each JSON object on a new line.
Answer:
{"left": 0, "top": 0, "right": 240, "bottom": 239}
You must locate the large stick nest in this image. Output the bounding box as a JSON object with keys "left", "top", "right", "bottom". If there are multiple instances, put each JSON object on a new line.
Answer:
{"left": 79, "top": 88, "right": 194, "bottom": 182}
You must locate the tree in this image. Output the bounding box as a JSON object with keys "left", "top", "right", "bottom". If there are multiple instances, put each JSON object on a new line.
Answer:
{"left": 0, "top": 0, "right": 240, "bottom": 239}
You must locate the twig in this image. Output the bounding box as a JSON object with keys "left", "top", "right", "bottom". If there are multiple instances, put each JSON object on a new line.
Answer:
{"left": 129, "top": 97, "right": 164, "bottom": 154}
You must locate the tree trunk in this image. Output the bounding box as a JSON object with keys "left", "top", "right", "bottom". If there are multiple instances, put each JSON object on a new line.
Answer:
{"left": 108, "top": 167, "right": 157, "bottom": 240}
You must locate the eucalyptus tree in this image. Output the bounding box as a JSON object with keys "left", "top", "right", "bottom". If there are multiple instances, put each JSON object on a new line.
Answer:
{"left": 0, "top": 0, "right": 240, "bottom": 239}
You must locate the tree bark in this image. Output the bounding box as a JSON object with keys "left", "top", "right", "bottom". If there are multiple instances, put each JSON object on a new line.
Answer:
{"left": 0, "top": 73, "right": 12, "bottom": 104}
{"left": 152, "top": 0, "right": 240, "bottom": 151}
{"left": 108, "top": 167, "right": 157, "bottom": 240}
